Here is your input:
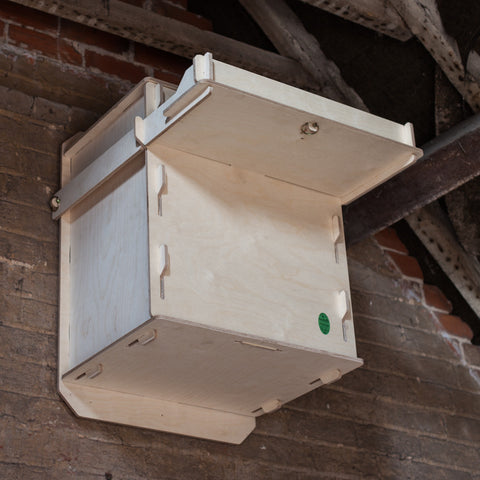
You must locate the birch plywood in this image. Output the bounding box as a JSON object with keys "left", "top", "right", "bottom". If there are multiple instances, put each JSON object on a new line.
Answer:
{"left": 142, "top": 55, "right": 422, "bottom": 203}
{"left": 146, "top": 147, "right": 356, "bottom": 358}
{"left": 54, "top": 54, "right": 422, "bottom": 443}
{"left": 63, "top": 318, "right": 362, "bottom": 417}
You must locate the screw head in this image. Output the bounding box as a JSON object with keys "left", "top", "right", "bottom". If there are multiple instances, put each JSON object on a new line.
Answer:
{"left": 50, "top": 196, "right": 60, "bottom": 211}
{"left": 301, "top": 121, "right": 319, "bottom": 135}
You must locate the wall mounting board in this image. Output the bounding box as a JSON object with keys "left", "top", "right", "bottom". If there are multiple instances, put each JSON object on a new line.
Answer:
{"left": 55, "top": 53, "right": 421, "bottom": 444}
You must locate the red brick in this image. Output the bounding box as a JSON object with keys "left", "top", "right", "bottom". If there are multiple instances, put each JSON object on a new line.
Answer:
{"left": 374, "top": 227, "right": 408, "bottom": 254}
{"left": 387, "top": 251, "right": 424, "bottom": 280}
{"left": 85, "top": 50, "right": 147, "bottom": 83}
{"left": 0, "top": 20, "right": 5, "bottom": 38}
{"left": 423, "top": 284, "right": 452, "bottom": 313}
{"left": 0, "top": 2, "right": 57, "bottom": 33}
{"left": 135, "top": 44, "right": 189, "bottom": 74}
{"left": 59, "top": 39, "right": 82, "bottom": 66}
{"left": 151, "top": 1, "right": 212, "bottom": 30}
{"left": 8, "top": 25, "right": 57, "bottom": 59}
{"left": 436, "top": 313, "right": 473, "bottom": 340}
{"left": 153, "top": 68, "right": 182, "bottom": 85}
{"left": 463, "top": 343, "right": 480, "bottom": 367}
{"left": 60, "top": 19, "right": 129, "bottom": 54}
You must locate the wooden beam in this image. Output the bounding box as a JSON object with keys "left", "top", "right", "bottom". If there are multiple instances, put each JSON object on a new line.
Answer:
{"left": 343, "top": 113, "right": 480, "bottom": 244}
{"left": 297, "top": 0, "right": 412, "bottom": 41}
{"left": 406, "top": 203, "right": 480, "bottom": 319}
{"left": 239, "top": 0, "right": 366, "bottom": 110}
{"left": 389, "top": 0, "right": 480, "bottom": 111}
{"left": 6, "top": 0, "right": 315, "bottom": 91}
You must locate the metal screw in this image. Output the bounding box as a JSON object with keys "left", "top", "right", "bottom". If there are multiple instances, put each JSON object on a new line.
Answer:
{"left": 301, "top": 121, "right": 319, "bottom": 135}
{"left": 50, "top": 196, "right": 60, "bottom": 211}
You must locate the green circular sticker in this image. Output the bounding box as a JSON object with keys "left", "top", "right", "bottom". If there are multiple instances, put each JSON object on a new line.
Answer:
{"left": 318, "top": 313, "right": 330, "bottom": 334}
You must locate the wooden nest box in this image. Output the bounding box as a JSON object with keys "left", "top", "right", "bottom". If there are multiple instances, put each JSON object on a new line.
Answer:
{"left": 53, "top": 53, "right": 422, "bottom": 444}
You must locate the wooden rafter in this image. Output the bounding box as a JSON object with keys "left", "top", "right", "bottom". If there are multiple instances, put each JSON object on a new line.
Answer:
{"left": 298, "top": 0, "right": 412, "bottom": 41}
{"left": 238, "top": 0, "right": 366, "bottom": 110}
{"left": 389, "top": 0, "right": 480, "bottom": 111}
{"left": 6, "top": 0, "right": 315, "bottom": 91}
{"left": 343, "top": 113, "right": 480, "bottom": 244}
{"left": 406, "top": 203, "right": 480, "bottom": 318}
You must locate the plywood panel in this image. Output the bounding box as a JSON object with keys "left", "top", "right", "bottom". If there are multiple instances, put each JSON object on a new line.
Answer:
{"left": 146, "top": 147, "right": 356, "bottom": 358}
{"left": 155, "top": 84, "right": 420, "bottom": 202}
{"left": 69, "top": 155, "right": 150, "bottom": 366}
{"left": 64, "top": 318, "right": 362, "bottom": 416}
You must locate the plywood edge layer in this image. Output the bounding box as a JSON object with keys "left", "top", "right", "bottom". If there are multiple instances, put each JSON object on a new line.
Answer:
{"left": 59, "top": 381, "right": 256, "bottom": 444}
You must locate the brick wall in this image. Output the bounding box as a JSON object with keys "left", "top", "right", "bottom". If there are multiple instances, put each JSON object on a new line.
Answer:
{"left": 1, "top": 3, "right": 480, "bottom": 479}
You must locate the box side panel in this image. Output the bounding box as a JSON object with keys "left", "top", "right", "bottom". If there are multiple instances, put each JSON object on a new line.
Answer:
{"left": 153, "top": 85, "right": 420, "bottom": 200}
{"left": 69, "top": 154, "right": 150, "bottom": 367}
{"left": 64, "top": 318, "right": 362, "bottom": 417}
{"left": 147, "top": 145, "right": 356, "bottom": 358}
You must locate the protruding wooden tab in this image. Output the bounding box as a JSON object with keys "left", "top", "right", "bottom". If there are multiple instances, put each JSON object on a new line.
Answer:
{"left": 261, "top": 398, "right": 282, "bottom": 413}
{"left": 145, "top": 81, "right": 162, "bottom": 117}
{"left": 319, "top": 368, "right": 342, "bottom": 384}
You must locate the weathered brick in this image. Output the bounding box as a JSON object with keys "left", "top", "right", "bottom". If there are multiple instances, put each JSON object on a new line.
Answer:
{"left": 1, "top": 262, "right": 58, "bottom": 306}
{"left": 8, "top": 24, "right": 58, "bottom": 59}
{"left": 376, "top": 456, "right": 473, "bottom": 480}
{"left": 357, "top": 340, "right": 459, "bottom": 388}
{"left": 355, "top": 315, "right": 459, "bottom": 359}
{"left": 463, "top": 342, "right": 480, "bottom": 366}
{"left": 351, "top": 290, "right": 435, "bottom": 331}
{"left": 445, "top": 414, "right": 480, "bottom": 443}
{"left": 420, "top": 436, "right": 480, "bottom": 471}
{"left": 2, "top": 293, "right": 57, "bottom": 334}
{"left": 0, "top": 83, "right": 34, "bottom": 115}
{"left": 0, "top": 229, "right": 58, "bottom": 274}
{"left": 387, "top": 251, "right": 424, "bottom": 280}
{"left": 0, "top": 143, "right": 58, "bottom": 184}
{"left": 60, "top": 19, "right": 130, "bottom": 54}
{"left": 134, "top": 43, "right": 189, "bottom": 74}
{"left": 85, "top": 50, "right": 147, "bottom": 83}
{"left": 0, "top": 200, "right": 58, "bottom": 243}
{"left": 349, "top": 257, "right": 424, "bottom": 302}
{"left": 436, "top": 313, "right": 473, "bottom": 340}
{"left": 453, "top": 389, "right": 480, "bottom": 418}
{"left": 0, "top": 49, "right": 128, "bottom": 113}
{"left": 423, "top": 283, "right": 453, "bottom": 313}
{"left": 0, "top": 2, "right": 57, "bottom": 33}
{"left": 59, "top": 38, "right": 82, "bottom": 66}
{"left": 256, "top": 408, "right": 357, "bottom": 446}
{"left": 348, "top": 236, "right": 399, "bottom": 278}
{"left": 374, "top": 227, "right": 409, "bottom": 254}
{"left": 234, "top": 462, "right": 325, "bottom": 480}
{"left": 325, "top": 368, "right": 454, "bottom": 412}
{"left": 0, "top": 324, "right": 56, "bottom": 367}
{"left": 0, "top": 357, "right": 56, "bottom": 399}
{"left": 0, "top": 111, "right": 68, "bottom": 155}
{"left": 455, "top": 363, "right": 480, "bottom": 391}
{"left": 289, "top": 386, "right": 446, "bottom": 437}
{"left": 0, "top": 173, "right": 54, "bottom": 211}
{"left": 32, "top": 96, "right": 98, "bottom": 133}
{"left": 153, "top": 68, "right": 183, "bottom": 85}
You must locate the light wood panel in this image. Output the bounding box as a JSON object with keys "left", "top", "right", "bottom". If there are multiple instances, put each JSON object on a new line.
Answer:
{"left": 146, "top": 147, "right": 356, "bottom": 358}
{"left": 63, "top": 317, "right": 362, "bottom": 417}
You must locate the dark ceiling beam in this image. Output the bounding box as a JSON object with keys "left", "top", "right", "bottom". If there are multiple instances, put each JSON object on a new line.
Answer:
{"left": 298, "top": 0, "right": 412, "bottom": 41}
{"left": 344, "top": 113, "right": 480, "bottom": 245}
{"left": 6, "top": 0, "right": 315, "bottom": 91}
{"left": 389, "top": 0, "right": 480, "bottom": 111}
{"left": 238, "top": 0, "right": 366, "bottom": 110}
